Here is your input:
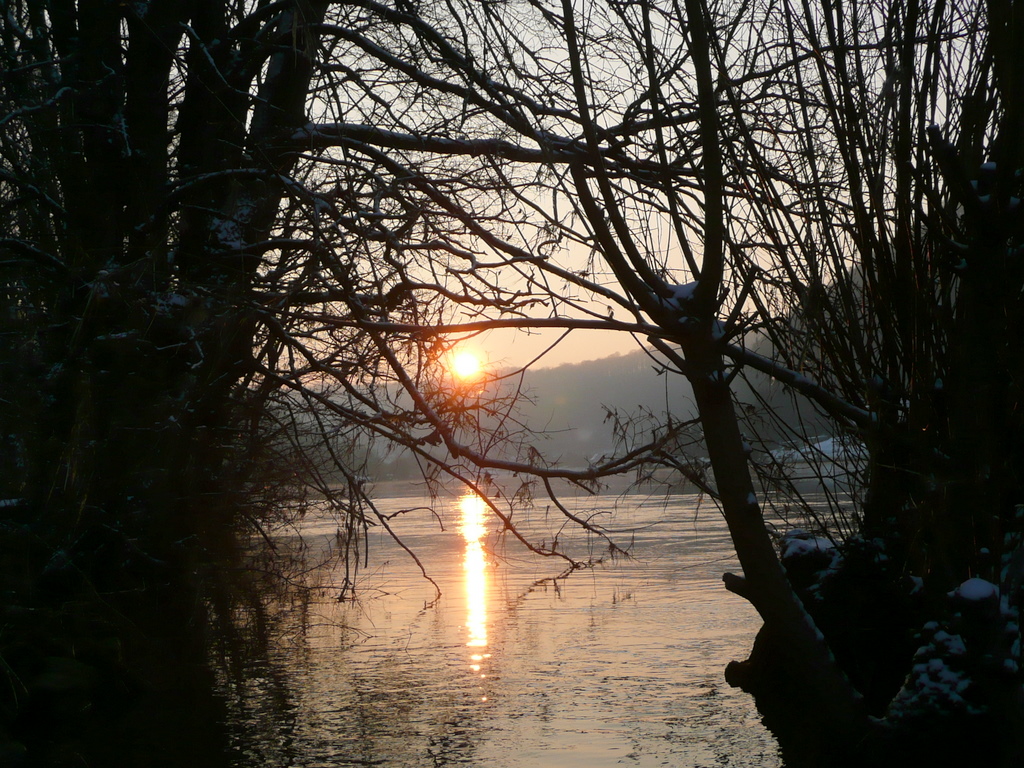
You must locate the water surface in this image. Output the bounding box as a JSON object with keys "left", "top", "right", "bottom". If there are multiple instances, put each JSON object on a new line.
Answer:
{"left": 223, "top": 488, "right": 782, "bottom": 767}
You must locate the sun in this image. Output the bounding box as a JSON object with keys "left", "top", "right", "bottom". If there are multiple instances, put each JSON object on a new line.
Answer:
{"left": 451, "top": 349, "right": 484, "bottom": 381}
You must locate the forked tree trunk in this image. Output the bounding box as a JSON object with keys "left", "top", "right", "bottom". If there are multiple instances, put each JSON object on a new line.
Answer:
{"left": 672, "top": 0, "right": 870, "bottom": 753}
{"left": 679, "top": 331, "right": 871, "bottom": 762}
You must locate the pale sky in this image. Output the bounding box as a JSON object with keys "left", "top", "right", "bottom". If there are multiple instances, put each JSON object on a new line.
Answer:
{"left": 468, "top": 326, "right": 642, "bottom": 371}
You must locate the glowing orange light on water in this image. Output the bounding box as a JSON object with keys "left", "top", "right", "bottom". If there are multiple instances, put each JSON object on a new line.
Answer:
{"left": 459, "top": 492, "right": 489, "bottom": 648}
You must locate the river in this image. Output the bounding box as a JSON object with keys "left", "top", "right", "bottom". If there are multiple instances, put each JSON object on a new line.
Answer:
{"left": 220, "top": 485, "right": 782, "bottom": 767}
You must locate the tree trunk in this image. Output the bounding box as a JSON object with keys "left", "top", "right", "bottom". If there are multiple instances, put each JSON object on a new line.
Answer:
{"left": 679, "top": 331, "right": 870, "bottom": 760}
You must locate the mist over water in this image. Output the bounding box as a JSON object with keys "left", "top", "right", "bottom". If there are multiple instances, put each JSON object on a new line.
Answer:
{"left": 222, "top": 489, "right": 781, "bottom": 767}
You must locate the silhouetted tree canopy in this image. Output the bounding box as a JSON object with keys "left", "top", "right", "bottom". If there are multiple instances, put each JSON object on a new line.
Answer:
{"left": 2, "top": 0, "right": 1023, "bottom": 765}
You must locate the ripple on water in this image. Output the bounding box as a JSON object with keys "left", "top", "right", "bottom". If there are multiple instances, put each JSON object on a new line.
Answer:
{"left": 222, "top": 491, "right": 781, "bottom": 768}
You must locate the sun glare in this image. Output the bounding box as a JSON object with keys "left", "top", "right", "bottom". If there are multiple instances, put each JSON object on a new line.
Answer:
{"left": 451, "top": 350, "right": 483, "bottom": 381}
{"left": 460, "top": 492, "right": 489, "bottom": 648}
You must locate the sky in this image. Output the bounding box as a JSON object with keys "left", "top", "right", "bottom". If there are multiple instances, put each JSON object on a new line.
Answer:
{"left": 462, "top": 325, "right": 642, "bottom": 371}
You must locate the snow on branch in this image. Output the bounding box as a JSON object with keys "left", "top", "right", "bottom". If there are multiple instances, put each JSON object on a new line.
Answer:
{"left": 292, "top": 123, "right": 575, "bottom": 163}
{"left": 724, "top": 343, "right": 873, "bottom": 429}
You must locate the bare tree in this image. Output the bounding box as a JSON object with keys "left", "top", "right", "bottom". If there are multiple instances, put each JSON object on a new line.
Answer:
{"left": 4, "top": 0, "right": 1023, "bottom": 765}
{"left": 268, "top": 0, "right": 1023, "bottom": 763}
{"left": 0, "top": 1, "right": 656, "bottom": 760}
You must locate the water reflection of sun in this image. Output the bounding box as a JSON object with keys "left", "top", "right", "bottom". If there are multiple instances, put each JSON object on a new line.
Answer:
{"left": 459, "top": 492, "right": 493, "bottom": 703}
{"left": 459, "top": 492, "right": 489, "bottom": 648}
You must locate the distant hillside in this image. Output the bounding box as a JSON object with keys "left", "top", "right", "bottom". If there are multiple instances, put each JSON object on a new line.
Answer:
{"left": 376, "top": 344, "right": 822, "bottom": 480}
{"left": 508, "top": 348, "right": 696, "bottom": 465}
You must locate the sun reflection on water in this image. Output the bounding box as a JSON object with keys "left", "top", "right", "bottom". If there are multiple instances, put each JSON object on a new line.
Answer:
{"left": 459, "top": 492, "right": 493, "bottom": 701}
{"left": 459, "top": 492, "right": 489, "bottom": 648}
